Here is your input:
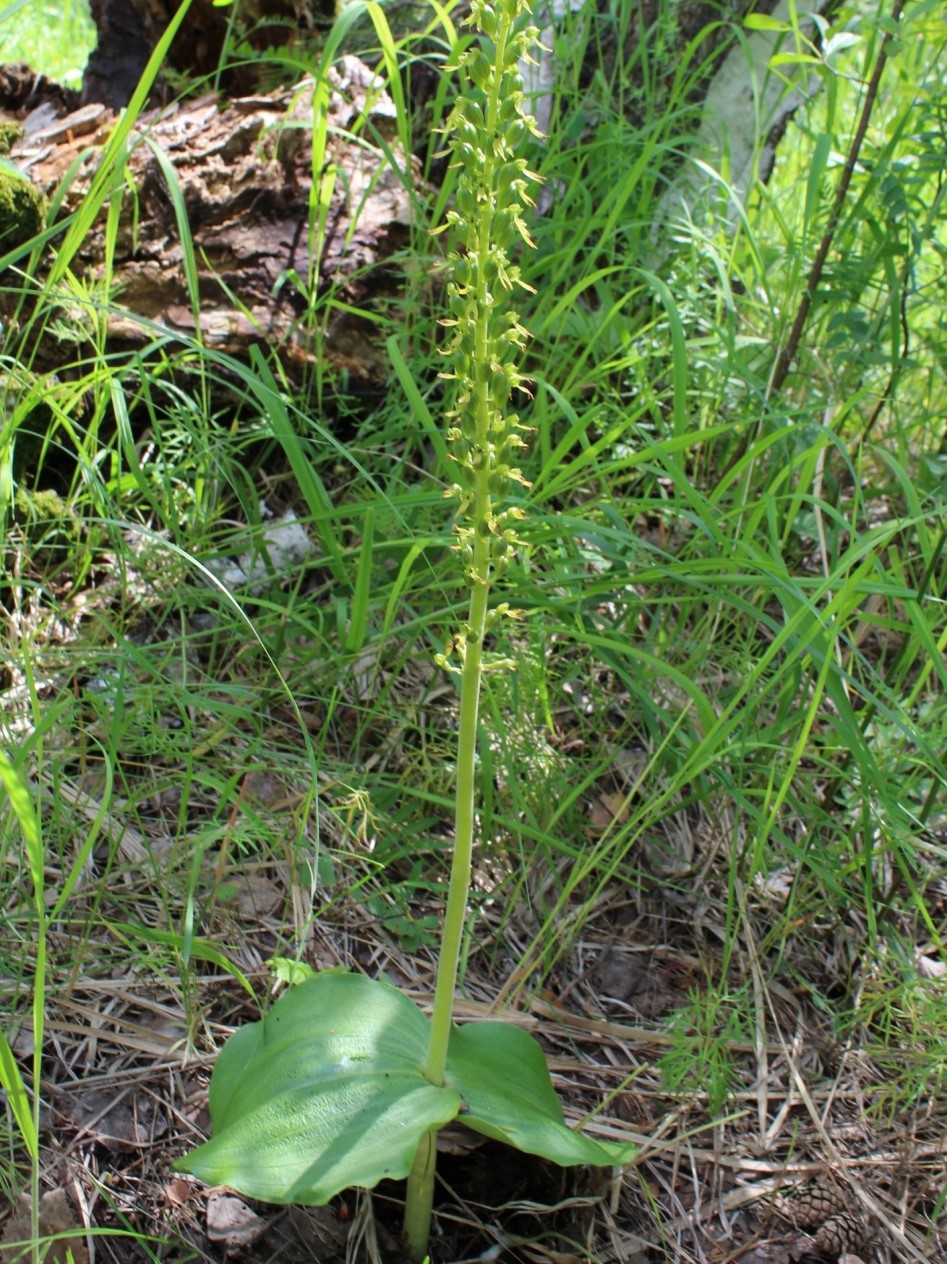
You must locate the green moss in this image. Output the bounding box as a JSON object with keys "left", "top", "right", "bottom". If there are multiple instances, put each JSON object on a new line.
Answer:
{"left": 0, "top": 166, "right": 45, "bottom": 250}
{"left": 15, "top": 487, "right": 72, "bottom": 523}
{"left": 13, "top": 486, "right": 83, "bottom": 570}
{"left": 0, "top": 120, "right": 24, "bottom": 156}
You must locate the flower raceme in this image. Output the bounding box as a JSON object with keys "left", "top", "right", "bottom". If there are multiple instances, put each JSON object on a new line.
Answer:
{"left": 436, "top": 0, "right": 543, "bottom": 658}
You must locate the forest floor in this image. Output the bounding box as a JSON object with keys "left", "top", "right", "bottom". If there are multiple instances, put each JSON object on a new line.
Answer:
{"left": 4, "top": 612, "right": 946, "bottom": 1264}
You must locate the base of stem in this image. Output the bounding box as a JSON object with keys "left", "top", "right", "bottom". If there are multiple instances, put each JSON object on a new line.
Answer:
{"left": 402, "top": 1128, "right": 437, "bottom": 1262}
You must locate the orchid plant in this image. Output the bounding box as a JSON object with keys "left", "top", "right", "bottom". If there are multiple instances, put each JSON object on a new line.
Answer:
{"left": 176, "top": 1, "right": 635, "bottom": 1257}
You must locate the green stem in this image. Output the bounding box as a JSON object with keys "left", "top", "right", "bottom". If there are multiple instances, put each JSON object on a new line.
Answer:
{"left": 423, "top": 568, "right": 490, "bottom": 1087}
{"left": 405, "top": 529, "right": 489, "bottom": 1263}
{"left": 402, "top": 1129, "right": 437, "bottom": 1261}
{"left": 423, "top": 14, "right": 505, "bottom": 1094}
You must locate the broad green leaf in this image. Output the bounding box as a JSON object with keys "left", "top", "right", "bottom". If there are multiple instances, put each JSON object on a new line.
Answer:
{"left": 448, "top": 1020, "right": 634, "bottom": 1167}
{"left": 177, "top": 974, "right": 461, "bottom": 1202}
{"left": 176, "top": 973, "right": 634, "bottom": 1205}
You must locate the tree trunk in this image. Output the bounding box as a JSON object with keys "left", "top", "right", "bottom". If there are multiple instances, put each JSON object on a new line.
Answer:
{"left": 525, "top": 0, "right": 838, "bottom": 246}
{"left": 81, "top": 0, "right": 335, "bottom": 107}
{"left": 653, "top": 0, "right": 839, "bottom": 238}
{"left": 2, "top": 0, "right": 837, "bottom": 389}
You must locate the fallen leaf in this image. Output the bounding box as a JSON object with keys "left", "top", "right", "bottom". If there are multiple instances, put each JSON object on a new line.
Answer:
{"left": 216, "top": 873, "right": 282, "bottom": 919}
{"left": 206, "top": 1193, "right": 267, "bottom": 1250}
{"left": 587, "top": 792, "right": 629, "bottom": 834}
{"left": 163, "top": 1176, "right": 196, "bottom": 1207}
{"left": 916, "top": 954, "right": 947, "bottom": 980}
{"left": 58, "top": 1085, "right": 167, "bottom": 1150}
{"left": 1, "top": 1189, "right": 89, "bottom": 1264}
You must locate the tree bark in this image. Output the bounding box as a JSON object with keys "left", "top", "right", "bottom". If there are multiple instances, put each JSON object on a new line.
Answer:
{"left": 81, "top": 0, "right": 336, "bottom": 107}
{"left": 2, "top": 0, "right": 837, "bottom": 388}
{"left": 653, "top": 0, "right": 839, "bottom": 238}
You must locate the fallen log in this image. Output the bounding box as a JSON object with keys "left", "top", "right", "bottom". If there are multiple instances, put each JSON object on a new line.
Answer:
{"left": 4, "top": 55, "right": 419, "bottom": 386}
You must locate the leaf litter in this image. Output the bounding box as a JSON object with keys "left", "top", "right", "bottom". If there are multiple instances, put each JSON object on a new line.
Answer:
{"left": 4, "top": 785, "right": 945, "bottom": 1264}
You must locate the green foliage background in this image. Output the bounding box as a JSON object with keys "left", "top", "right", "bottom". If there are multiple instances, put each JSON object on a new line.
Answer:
{"left": 2, "top": 0, "right": 95, "bottom": 86}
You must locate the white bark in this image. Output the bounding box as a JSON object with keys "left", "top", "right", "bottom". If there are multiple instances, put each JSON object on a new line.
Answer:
{"left": 653, "top": 0, "right": 834, "bottom": 240}
{"left": 519, "top": 0, "right": 587, "bottom": 137}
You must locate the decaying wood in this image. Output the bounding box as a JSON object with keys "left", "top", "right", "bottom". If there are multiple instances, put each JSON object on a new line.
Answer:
{"left": 6, "top": 56, "right": 418, "bottom": 384}
{"left": 0, "top": 62, "right": 79, "bottom": 115}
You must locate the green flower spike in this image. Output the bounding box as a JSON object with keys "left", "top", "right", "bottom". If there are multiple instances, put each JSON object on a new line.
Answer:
{"left": 437, "top": 0, "right": 543, "bottom": 668}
